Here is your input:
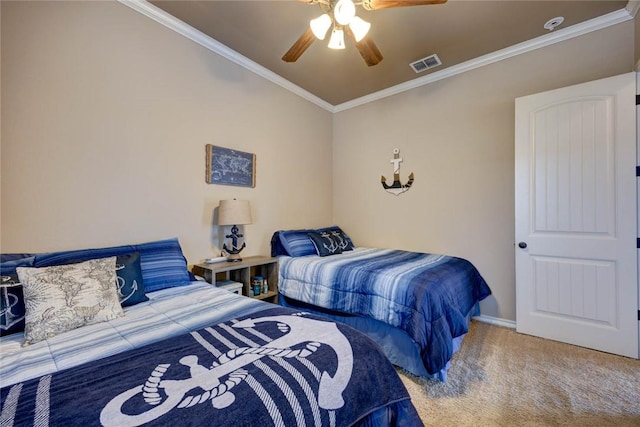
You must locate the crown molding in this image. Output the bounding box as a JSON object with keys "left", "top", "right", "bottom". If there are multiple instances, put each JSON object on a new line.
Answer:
{"left": 335, "top": 8, "right": 633, "bottom": 111}
{"left": 626, "top": 0, "right": 640, "bottom": 17}
{"left": 118, "top": 0, "right": 334, "bottom": 112}
{"left": 120, "top": 1, "right": 631, "bottom": 114}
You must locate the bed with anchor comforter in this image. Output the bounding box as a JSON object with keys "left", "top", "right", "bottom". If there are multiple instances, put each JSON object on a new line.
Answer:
{"left": 0, "top": 282, "right": 422, "bottom": 426}
{"left": 272, "top": 229, "right": 491, "bottom": 380}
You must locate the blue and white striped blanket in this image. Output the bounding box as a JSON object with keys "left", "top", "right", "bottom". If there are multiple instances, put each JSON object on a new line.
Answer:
{"left": 0, "top": 285, "right": 422, "bottom": 426}
{"left": 278, "top": 248, "right": 492, "bottom": 375}
{"left": 0, "top": 282, "right": 267, "bottom": 388}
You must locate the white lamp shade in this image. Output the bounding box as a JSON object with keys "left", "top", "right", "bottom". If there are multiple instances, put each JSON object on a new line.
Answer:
{"left": 310, "top": 14, "right": 332, "bottom": 40}
{"left": 334, "top": 0, "right": 356, "bottom": 25}
{"left": 218, "top": 199, "right": 252, "bottom": 225}
{"left": 328, "top": 28, "right": 346, "bottom": 50}
{"left": 349, "top": 16, "right": 371, "bottom": 42}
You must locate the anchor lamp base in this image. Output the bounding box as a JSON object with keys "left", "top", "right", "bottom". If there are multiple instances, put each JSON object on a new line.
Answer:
{"left": 223, "top": 224, "right": 246, "bottom": 263}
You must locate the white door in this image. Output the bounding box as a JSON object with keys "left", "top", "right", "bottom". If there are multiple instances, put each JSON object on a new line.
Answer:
{"left": 515, "top": 72, "right": 638, "bottom": 359}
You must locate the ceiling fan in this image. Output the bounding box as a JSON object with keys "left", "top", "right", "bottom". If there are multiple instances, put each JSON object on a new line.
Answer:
{"left": 282, "top": 0, "right": 447, "bottom": 67}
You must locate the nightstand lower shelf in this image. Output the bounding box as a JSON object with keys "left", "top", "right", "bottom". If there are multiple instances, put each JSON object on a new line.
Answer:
{"left": 191, "top": 256, "right": 278, "bottom": 304}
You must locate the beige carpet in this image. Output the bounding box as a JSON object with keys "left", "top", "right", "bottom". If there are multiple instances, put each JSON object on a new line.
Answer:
{"left": 398, "top": 321, "right": 640, "bottom": 427}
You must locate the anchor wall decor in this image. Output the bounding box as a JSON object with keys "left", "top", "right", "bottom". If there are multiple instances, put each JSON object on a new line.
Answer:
{"left": 381, "top": 148, "right": 414, "bottom": 196}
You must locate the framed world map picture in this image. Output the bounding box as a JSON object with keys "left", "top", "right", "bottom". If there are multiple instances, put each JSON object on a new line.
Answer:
{"left": 205, "top": 145, "right": 256, "bottom": 188}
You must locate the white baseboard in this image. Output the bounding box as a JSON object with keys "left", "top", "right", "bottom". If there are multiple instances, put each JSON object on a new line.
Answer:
{"left": 473, "top": 315, "right": 516, "bottom": 329}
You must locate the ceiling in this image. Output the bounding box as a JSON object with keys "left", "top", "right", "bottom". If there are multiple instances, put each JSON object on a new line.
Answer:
{"left": 147, "top": 1, "right": 630, "bottom": 106}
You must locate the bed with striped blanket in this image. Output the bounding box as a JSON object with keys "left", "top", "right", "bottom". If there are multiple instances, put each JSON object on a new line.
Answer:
{"left": 273, "top": 231, "right": 491, "bottom": 380}
{"left": 0, "top": 282, "right": 422, "bottom": 426}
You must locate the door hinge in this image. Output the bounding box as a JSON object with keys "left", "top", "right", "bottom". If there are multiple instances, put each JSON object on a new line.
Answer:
{"left": 636, "top": 94, "right": 640, "bottom": 105}
{"left": 638, "top": 310, "right": 640, "bottom": 321}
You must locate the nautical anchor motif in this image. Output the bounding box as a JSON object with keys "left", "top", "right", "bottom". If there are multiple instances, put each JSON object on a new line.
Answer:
{"left": 381, "top": 148, "right": 414, "bottom": 196}
{"left": 223, "top": 225, "right": 245, "bottom": 257}
{"left": 328, "top": 231, "right": 348, "bottom": 250}
{"left": 115, "top": 263, "right": 139, "bottom": 305}
{"left": 0, "top": 277, "right": 24, "bottom": 331}
{"left": 100, "top": 314, "right": 354, "bottom": 426}
{"left": 319, "top": 231, "right": 340, "bottom": 253}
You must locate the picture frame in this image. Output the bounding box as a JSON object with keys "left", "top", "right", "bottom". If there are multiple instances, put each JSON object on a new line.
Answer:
{"left": 205, "top": 145, "right": 256, "bottom": 188}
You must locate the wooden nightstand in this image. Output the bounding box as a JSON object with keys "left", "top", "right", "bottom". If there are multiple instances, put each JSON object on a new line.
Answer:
{"left": 191, "top": 256, "right": 278, "bottom": 304}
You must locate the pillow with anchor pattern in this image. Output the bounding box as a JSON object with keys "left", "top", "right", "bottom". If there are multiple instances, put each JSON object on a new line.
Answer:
{"left": 308, "top": 231, "right": 343, "bottom": 257}
{"left": 318, "top": 226, "right": 354, "bottom": 252}
{"left": 275, "top": 226, "right": 355, "bottom": 257}
{"left": 0, "top": 281, "right": 26, "bottom": 337}
{"left": 0, "top": 256, "right": 35, "bottom": 336}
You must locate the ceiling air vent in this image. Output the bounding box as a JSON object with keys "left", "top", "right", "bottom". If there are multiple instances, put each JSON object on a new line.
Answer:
{"left": 409, "top": 54, "right": 442, "bottom": 73}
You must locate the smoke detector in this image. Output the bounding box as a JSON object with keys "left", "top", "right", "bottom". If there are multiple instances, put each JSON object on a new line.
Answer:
{"left": 544, "top": 16, "right": 564, "bottom": 31}
{"left": 410, "top": 54, "right": 442, "bottom": 73}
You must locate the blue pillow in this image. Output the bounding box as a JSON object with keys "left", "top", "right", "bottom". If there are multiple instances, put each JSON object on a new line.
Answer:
{"left": 275, "top": 226, "right": 356, "bottom": 257}
{"left": 318, "top": 226, "right": 354, "bottom": 252}
{"left": 33, "top": 238, "right": 190, "bottom": 293}
{"left": 133, "top": 238, "right": 191, "bottom": 292}
{"left": 278, "top": 229, "right": 317, "bottom": 257}
{"left": 0, "top": 257, "right": 34, "bottom": 336}
{"left": 1, "top": 256, "right": 35, "bottom": 279}
{"left": 0, "top": 253, "right": 34, "bottom": 263}
{"left": 308, "top": 231, "right": 343, "bottom": 257}
{"left": 270, "top": 232, "right": 288, "bottom": 257}
{"left": 115, "top": 252, "right": 148, "bottom": 307}
{"left": 34, "top": 245, "right": 133, "bottom": 267}
{"left": 0, "top": 282, "right": 25, "bottom": 337}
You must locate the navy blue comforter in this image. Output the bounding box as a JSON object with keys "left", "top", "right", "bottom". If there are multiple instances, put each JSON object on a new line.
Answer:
{"left": 278, "top": 248, "right": 492, "bottom": 375}
{"left": 1, "top": 307, "right": 421, "bottom": 426}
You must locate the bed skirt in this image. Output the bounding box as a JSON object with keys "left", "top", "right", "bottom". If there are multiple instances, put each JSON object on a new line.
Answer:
{"left": 280, "top": 295, "right": 479, "bottom": 381}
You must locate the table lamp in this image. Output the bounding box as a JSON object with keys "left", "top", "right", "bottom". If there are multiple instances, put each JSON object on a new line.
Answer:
{"left": 218, "top": 199, "right": 252, "bottom": 262}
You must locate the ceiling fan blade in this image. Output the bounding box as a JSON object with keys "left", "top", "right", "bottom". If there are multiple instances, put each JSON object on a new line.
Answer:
{"left": 362, "top": 0, "right": 446, "bottom": 11}
{"left": 282, "top": 28, "right": 316, "bottom": 63}
{"left": 349, "top": 31, "right": 383, "bottom": 66}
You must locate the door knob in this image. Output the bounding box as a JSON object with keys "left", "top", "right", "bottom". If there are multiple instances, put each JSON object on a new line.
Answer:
{"left": 518, "top": 242, "right": 527, "bottom": 249}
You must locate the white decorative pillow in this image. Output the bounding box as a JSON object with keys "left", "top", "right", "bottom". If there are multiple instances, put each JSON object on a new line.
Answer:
{"left": 17, "top": 256, "right": 124, "bottom": 345}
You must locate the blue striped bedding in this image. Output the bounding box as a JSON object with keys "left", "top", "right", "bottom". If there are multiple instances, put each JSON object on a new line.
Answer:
{"left": 278, "top": 248, "right": 492, "bottom": 375}
{"left": 0, "top": 282, "right": 422, "bottom": 426}
{"left": 0, "top": 282, "right": 266, "bottom": 387}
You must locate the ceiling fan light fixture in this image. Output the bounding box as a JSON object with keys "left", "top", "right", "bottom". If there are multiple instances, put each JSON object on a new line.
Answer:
{"left": 284, "top": 0, "right": 448, "bottom": 66}
{"left": 328, "top": 28, "right": 346, "bottom": 49}
{"left": 349, "top": 16, "right": 371, "bottom": 42}
{"left": 334, "top": 0, "right": 356, "bottom": 25}
{"left": 310, "top": 14, "right": 332, "bottom": 40}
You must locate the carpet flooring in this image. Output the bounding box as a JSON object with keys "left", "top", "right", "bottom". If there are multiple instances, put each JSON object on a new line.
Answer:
{"left": 398, "top": 321, "right": 640, "bottom": 427}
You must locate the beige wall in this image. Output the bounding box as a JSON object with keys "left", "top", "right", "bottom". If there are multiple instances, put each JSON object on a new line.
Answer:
{"left": 333, "top": 22, "right": 635, "bottom": 321}
{"left": 0, "top": 1, "right": 333, "bottom": 263}
{"left": 1, "top": 2, "right": 637, "bottom": 324}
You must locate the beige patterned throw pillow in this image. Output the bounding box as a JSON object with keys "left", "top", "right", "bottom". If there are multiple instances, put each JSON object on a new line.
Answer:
{"left": 17, "top": 256, "right": 124, "bottom": 345}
